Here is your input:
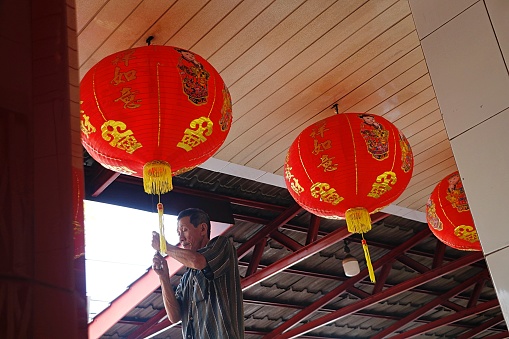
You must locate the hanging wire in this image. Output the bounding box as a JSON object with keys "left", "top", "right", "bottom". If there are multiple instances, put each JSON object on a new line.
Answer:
{"left": 146, "top": 36, "right": 154, "bottom": 46}
{"left": 343, "top": 239, "right": 351, "bottom": 254}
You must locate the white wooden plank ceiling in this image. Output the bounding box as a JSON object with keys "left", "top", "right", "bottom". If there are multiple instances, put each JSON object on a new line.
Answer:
{"left": 76, "top": 0, "right": 457, "bottom": 215}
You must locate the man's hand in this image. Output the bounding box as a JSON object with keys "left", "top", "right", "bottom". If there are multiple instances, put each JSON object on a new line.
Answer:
{"left": 152, "top": 231, "right": 170, "bottom": 252}
{"left": 151, "top": 231, "right": 160, "bottom": 251}
{"left": 152, "top": 252, "right": 169, "bottom": 277}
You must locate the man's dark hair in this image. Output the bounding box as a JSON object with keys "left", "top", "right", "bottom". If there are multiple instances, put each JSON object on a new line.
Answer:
{"left": 177, "top": 208, "right": 211, "bottom": 239}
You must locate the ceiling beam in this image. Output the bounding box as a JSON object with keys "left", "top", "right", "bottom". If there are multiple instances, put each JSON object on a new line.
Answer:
{"left": 241, "top": 225, "right": 351, "bottom": 291}
{"left": 245, "top": 237, "right": 267, "bottom": 277}
{"left": 263, "top": 227, "right": 432, "bottom": 339}
{"left": 371, "top": 269, "right": 490, "bottom": 339}
{"left": 237, "top": 204, "right": 303, "bottom": 260}
{"left": 457, "top": 314, "right": 506, "bottom": 339}
{"left": 389, "top": 298, "right": 499, "bottom": 339}
{"left": 281, "top": 251, "right": 484, "bottom": 339}
{"left": 306, "top": 214, "right": 321, "bottom": 245}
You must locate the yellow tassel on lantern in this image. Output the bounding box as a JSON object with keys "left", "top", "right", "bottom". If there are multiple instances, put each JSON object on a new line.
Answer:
{"left": 345, "top": 207, "right": 372, "bottom": 234}
{"left": 143, "top": 160, "right": 173, "bottom": 195}
{"left": 362, "top": 236, "right": 376, "bottom": 283}
{"left": 157, "top": 202, "right": 167, "bottom": 255}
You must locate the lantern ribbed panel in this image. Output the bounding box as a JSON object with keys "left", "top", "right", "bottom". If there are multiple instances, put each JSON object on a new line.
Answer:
{"left": 80, "top": 45, "right": 232, "bottom": 179}
{"left": 284, "top": 113, "right": 413, "bottom": 219}
{"left": 426, "top": 171, "right": 482, "bottom": 251}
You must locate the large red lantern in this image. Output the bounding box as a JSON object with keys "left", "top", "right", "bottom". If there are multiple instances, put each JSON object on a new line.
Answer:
{"left": 284, "top": 112, "right": 413, "bottom": 281}
{"left": 426, "top": 172, "right": 482, "bottom": 251}
{"left": 80, "top": 45, "right": 232, "bottom": 250}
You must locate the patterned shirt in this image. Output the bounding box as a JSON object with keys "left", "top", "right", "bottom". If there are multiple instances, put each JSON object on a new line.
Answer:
{"left": 175, "top": 236, "right": 244, "bottom": 339}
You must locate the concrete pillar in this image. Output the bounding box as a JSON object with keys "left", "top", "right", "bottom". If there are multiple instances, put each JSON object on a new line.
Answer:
{"left": 0, "top": 0, "right": 87, "bottom": 337}
{"left": 409, "top": 0, "right": 509, "bottom": 322}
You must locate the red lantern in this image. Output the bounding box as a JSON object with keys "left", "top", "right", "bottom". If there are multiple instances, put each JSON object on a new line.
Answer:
{"left": 80, "top": 45, "right": 232, "bottom": 250}
{"left": 284, "top": 112, "right": 413, "bottom": 281}
{"left": 426, "top": 172, "right": 481, "bottom": 251}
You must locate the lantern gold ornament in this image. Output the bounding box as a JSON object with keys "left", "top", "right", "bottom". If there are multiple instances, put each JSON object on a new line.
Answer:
{"left": 284, "top": 112, "right": 413, "bottom": 281}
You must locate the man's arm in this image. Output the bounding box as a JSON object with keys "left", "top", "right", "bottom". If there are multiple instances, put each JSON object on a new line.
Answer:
{"left": 152, "top": 253, "right": 182, "bottom": 323}
{"left": 152, "top": 232, "right": 207, "bottom": 270}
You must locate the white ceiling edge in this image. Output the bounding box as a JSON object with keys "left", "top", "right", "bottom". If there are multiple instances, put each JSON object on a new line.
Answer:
{"left": 199, "top": 157, "right": 427, "bottom": 224}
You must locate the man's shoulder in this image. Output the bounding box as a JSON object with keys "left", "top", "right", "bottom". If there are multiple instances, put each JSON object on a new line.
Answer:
{"left": 207, "top": 235, "right": 231, "bottom": 247}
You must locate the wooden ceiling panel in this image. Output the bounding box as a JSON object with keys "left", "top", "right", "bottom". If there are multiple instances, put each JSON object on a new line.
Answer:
{"left": 76, "top": 0, "right": 108, "bottom": 33}
{"left": 216, "top": 7, "right": 418, "bottom": 164}
{"left": 384, "top": 84, "right": 434, "bottom": 122}
{"left": 164, "top": 0, "right": 243, "bottom": 52}
{"left": 190, "top": 0, "right": 275, "bottom": 59}
{"left": 76, "top": 0, "right": 459, "bottom": 224}
{"left": 206, "top": 0, "right": 306, "bottom": 74}
{"left": 410, "top": 129, "right": 449, "bottom": 156}
{"left": 132, "top": 1, "right": 207, "bottom": 49}
{"left": 77, "top": 0, "right": 141, "bottom": 69}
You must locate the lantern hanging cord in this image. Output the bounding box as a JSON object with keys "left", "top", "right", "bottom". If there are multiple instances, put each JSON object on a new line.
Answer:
{"left": 146, "top": 36, "right": 154, "bottom": 46}
{"left": 343, "top": 239, "right": 351, "bottom": 254}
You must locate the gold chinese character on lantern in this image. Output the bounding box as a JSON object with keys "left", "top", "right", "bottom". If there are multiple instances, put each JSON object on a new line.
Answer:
{"left": 367, "top": 171, "right": 397, "bottom": 198}
{"left": 111, "top": 50, "right": 135, "bottom": 67}
{"left": 454, "top": 225, "right": 479, "bottom": 243}
{"left": 101, "top": 120, "right": 143, "bottom": 154}
{"left": 310, "top": 122, "right": 328, "bottom": 139}
{"left": 115, "top": 87, "right": 142, "bottom": 109}
{"left": 111, "top": 67, "right": 137, "bottom": 86}
{"left": 81, "top": 114, "right": 96, "bottom": 138}
{"left": 310, "top": 182, "right": 344, "bottom": 205}
{"left": 291, "top": 178, "right": 305, "bottom": 195}
{"left": 317, "top": 154, "right": 338, "bottom": 172}
{"left": 312, "top": 139, "right": 332, "bottom": 155}
{"left": 177, "top": 117, "right": 213, "bottom": 151}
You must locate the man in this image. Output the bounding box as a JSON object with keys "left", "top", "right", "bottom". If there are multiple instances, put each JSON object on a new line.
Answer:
{"left": 152, "top": 208, "right": 244, "bottom": 338}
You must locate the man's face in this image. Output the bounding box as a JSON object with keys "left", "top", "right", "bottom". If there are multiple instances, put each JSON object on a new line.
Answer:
{"left": 177, "top": 216, "right": 206, "bottom": 251}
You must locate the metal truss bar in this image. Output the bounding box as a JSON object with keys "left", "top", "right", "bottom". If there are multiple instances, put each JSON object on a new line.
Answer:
{"left": 371, "top": 270, "right": 489, "bottom": 339}
{"left": 263, "top": 227, "right": 432, "bottom": 339}
{"left": 389, "top": 298, "right": 499, "bottom": 339}
{"left": 241, "top": 226, "right": 351, "bottom": 291}
{"left": 237, "top": 204, "right": 303, "bottom": 260}
{"left": 282, "top": 251, "right": 484, "bottom": 339}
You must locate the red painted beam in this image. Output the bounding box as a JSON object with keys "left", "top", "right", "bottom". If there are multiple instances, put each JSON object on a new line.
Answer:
{"left": 432, "top": 241, "right": 446, "bottom": 268}
{"left": 263, "top": 227, "right": 432, "bottom": 339}
{"left": 306, "top": 215, "right": 321, "bottom": 245}
{"left": 373, "top": 263, "right": 392, "bottom": 294}
{"left": 281, "top": 251, "right": 484, "bottom": 339}
{"left": 371, "top": 270, "right": 489, "bottom": 339}
{"left": 126, "top": 309, "right": 166, "bottom": 339}
{"left": 456, "top": 314, "right": 505, "bottom": 339}
{"left": 389, "top": 298, "right": 499, "bottom": 339}
{"left": 237, "top": 204, "right": 303, "bottom": 259}
{"left": 241, "top": 225, "right": 351, "bottom": 291}
{"left": 483, "top": 332, "right": 509, "bottom": 339}
{"left": 89, "top": 168, "right": 120, "bottom": 197}
{"left": 246, "top": 237, "right": 267, "bottom": 277}
{"left": 467, "top": 277, "right": 486, "bottom": 308}
{"left": 270, "top": 229, "right": 303, "bottom": 252}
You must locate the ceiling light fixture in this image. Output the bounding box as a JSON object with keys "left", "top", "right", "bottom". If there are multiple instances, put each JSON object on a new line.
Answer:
{"left": 342, "top": 239, "right": 360, "bottom": 277}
